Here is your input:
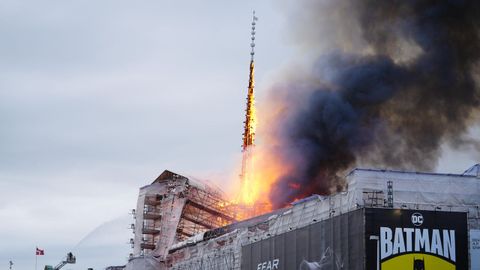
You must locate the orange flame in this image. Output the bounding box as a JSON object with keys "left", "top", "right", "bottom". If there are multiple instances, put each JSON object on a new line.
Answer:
{"left": 230, "top": 80, "right": 294, "bottom": 218}
{"left": 234, "top": 144, "right": 290, "bottom": 217}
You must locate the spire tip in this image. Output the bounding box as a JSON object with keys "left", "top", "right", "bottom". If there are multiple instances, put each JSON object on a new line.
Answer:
{"left": 250, "top": 11, "right": 258, "bottom": 61}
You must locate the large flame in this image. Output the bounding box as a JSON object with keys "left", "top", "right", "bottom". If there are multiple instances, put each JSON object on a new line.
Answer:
{"left": 234, "top": 98, "right": 291, "bottom": 216}
{"left": 233, "top": 13, "right": 292, "bottom": 215}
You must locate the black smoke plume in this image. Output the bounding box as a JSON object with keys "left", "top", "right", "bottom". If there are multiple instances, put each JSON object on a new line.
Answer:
{"left": 269, "top": 0, "right": 480, "bottom": 208}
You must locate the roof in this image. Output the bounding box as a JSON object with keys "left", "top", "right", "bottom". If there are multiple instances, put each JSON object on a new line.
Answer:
{"left": 153, "top": 170, "right": 188, "bottom": 183}
{"left": 463, "top": 164, "right": 480, "bottom": 177}
{"left": 347, "top": 165, "right": 480, "bottom": 178}
{"left": 139, "top": 169, "right": 226, "bottom": 198}
{"left": 139, "top": 170, "right": 189, "bottom": 190}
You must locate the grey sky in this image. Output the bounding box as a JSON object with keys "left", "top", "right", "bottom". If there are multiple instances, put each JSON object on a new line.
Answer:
{"left": 0, "top": 1, "right": 294, "bottom": 269}
{"left": 0, "top": 1, "right": 477, "bottom": 270}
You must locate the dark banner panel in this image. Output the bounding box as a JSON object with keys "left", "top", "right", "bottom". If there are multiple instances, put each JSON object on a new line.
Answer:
{"left": 365, "top": 208, "right": 468, "bottom": 270}
{"left": 241, "top": 209, "right": 364, "bottom": 270}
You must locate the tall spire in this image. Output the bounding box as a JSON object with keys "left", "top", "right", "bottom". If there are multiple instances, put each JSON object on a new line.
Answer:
{"left": 240, "top": 11, "right": 258, "bottom": 205}
{"left": 242, "top": 11, "right": 258, "bottom": 152}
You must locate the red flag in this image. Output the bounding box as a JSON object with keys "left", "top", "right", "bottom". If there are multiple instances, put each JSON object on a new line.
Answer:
{"left": 36, "top": 247, "right": 44, "bottom": 256}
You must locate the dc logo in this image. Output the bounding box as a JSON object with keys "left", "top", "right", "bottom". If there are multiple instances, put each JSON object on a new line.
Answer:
{"left": 411, "top": 213, "right": 423, "bottom": 226}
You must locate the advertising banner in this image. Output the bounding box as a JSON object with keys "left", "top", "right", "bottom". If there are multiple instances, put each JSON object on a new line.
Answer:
{"left": 365, "top": 209, "right": 468, "bottom": 270}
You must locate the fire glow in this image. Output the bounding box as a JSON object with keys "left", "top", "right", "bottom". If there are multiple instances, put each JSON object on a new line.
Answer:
{"left": 234, "top": 1, "right": 480, "bottom": 213}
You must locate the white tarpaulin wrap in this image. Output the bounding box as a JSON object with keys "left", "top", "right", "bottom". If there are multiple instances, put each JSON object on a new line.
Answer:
{"left": 347, "top": 168, "right": 480, "bottom": 213}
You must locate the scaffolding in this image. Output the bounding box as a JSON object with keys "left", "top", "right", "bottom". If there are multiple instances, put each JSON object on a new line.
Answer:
{"left": 387, "top": 180, "right": 394, "bottom": 208}
{"left": 140, "top": 194, "right": 163, "bottom": 252}
{"left": 133, "top": 170, "right": 241, "bottom": 258}
{"left": 176, "top": 186, "right": 236, "bottom": 241}
{"left": 362, "top": 189, "right": 385, "bottom": 207}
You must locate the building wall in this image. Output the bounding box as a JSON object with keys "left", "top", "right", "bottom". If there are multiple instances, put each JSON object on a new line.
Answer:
{"left": 132, "top": 179, "right": 189, "bottom": 258}
{"left": 132, "top": 182, "right": 167, "bottom": 256}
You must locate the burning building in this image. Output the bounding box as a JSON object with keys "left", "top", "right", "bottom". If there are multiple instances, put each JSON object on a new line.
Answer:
{"left": 123, "top": 2, "right": 480, "bottom": 269}
{"left": 125, "top": 165, "right": 480, "bottom": 270}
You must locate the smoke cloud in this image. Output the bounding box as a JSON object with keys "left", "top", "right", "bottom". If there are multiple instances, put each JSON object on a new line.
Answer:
{"left": 268, "top": 0, "right": 480, "bottom": 208}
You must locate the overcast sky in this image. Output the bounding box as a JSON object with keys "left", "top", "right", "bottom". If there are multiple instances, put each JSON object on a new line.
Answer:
{"left": 0, "top": 1, "right": 478, "bottom": 270}
{"left": 0, "top": 1, "right": 296, "bottom": 269}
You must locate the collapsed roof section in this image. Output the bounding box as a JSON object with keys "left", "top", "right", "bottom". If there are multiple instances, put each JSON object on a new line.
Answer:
{"left": 131, "top": 170, "right": 238, "bottom": 259}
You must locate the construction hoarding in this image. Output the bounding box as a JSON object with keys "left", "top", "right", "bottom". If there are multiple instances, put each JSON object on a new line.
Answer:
{"left": 365, "top": 208, "right": 468, "bottom": 270}
{"left": 241, "top": 208, "right": 469, "bottom": 270}
{"left": 241, "top": 209, "right": 364, "bottom": 270}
